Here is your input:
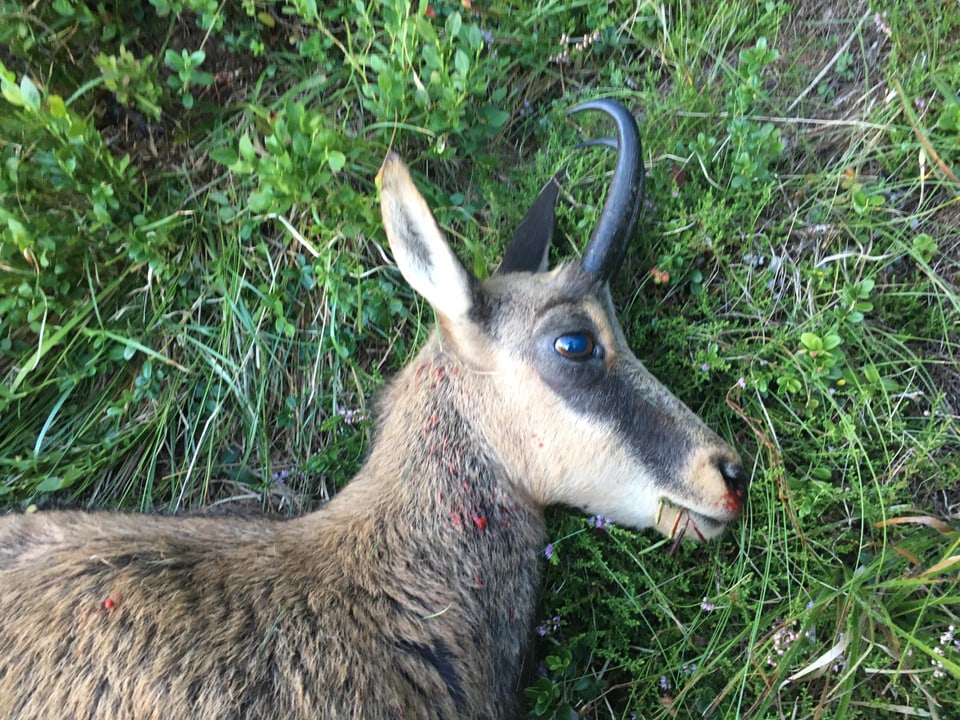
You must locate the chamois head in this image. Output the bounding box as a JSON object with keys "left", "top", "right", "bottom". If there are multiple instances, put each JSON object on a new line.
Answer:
{"left": 378, "top": 99, "right": 746, "bottom": 542}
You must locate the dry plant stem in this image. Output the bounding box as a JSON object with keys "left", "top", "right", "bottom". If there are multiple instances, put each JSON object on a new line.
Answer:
{"left": 787, "top": 10, "right": 872, "bottom": 113}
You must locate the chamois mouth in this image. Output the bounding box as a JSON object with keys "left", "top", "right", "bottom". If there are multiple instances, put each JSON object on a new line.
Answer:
{"left": 657, "top": 499, "right": 728, "bottom": 553}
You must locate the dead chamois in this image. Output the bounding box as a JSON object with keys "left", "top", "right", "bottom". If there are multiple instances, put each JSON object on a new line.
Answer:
{"left": 0, "top": 99, "right": 746, "bottom": 719}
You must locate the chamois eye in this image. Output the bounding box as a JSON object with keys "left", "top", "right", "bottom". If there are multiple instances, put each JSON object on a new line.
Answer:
{"left": 554, "top": 332, "right": 596, "bottom": 360}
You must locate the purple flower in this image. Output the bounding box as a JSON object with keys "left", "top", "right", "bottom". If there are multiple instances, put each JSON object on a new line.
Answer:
{"left": 874, "top": 12, "right": 891, "bottom": 37}
{"left": 940, "top": 625, "right": 955, "bottom": 646}
{"left": 544, "top": 543, "right": 554, "bottom": 560}
{"left": 536, "top": 615, "right": 561, "bottom": 637}
{"left": 589, "top": 514, "right": 612, "bottom": 530}
{"left": 335, "top": 403, "right": 366, "bottom": 425}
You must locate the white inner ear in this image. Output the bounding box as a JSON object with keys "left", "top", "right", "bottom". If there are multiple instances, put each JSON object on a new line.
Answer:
{"left": 378, "top": 153, "right": 474, "bottom": 324}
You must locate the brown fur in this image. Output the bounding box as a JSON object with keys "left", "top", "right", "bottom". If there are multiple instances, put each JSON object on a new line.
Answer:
{"left": 0, "top": 153, "right": 743, "bottom": 719}
{"left": 0, "top": 341, "right": 543, "bottom": 719}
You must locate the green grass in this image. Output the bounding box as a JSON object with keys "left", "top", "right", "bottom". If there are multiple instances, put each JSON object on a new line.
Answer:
{"left": 2, "top": 0, "right": 958, "bottom": 717}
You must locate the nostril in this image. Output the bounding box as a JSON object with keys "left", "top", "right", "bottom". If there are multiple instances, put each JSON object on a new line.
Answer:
{"left": 719, "top": 461, "right": 748, "bottom": 497}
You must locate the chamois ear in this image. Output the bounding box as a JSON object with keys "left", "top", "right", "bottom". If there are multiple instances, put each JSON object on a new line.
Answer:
{"left": 496, "top": 173, "right": 561, "bottom": 275}
{"left": 378, "top": 152, "right": 475, "bottom": 324}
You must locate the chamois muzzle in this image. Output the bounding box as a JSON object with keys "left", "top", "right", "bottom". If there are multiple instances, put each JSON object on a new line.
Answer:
{"left": 720, "top": 459, "right": 749, "bottom": 499}
{"left": 570, "top": 99, "right": 645, "bottom": 284}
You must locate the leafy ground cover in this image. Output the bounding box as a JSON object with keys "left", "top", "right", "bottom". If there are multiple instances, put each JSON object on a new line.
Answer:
{"left": 1, "top": 0, "right": 958, "bottom": 718}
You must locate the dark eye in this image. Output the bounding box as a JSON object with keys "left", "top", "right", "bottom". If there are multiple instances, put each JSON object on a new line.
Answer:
{"left": 554, "top": 332, "right": 596, "bottom": 360}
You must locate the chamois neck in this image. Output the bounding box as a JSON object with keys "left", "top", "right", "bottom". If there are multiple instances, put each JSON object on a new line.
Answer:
{"left": 313, "top": 340, "right": 547, "bottom": 716}
{"left": 361, "top": 340, "right": 540, "bottom": 521}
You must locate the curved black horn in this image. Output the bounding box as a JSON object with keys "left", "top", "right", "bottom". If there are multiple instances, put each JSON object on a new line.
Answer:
{"left": 577, "top": 136, "right": 618, "bottom": 151}
{"left": 568, "top": 99, "right": 644, "bottom": 282}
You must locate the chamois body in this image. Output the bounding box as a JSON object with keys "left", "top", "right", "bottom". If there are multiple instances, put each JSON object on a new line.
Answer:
{"left": 0, "top": 101, "right": 747, "bottom": 718}
{"left": 0, "top": 341, "right": 543, "bottom": 718}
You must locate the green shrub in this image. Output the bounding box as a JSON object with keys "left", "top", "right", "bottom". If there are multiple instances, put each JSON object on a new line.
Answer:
{"left": 1, "top": 1, "right": 958, "bottom": 718}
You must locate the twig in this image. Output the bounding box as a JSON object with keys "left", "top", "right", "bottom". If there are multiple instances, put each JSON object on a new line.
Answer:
{"left": 787, "top": 10, "right": 873, "bottom": 112}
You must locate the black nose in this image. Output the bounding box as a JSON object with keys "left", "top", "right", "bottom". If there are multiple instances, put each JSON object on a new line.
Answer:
{"left": 719, "top": 460, "right": 748, "bottom": 497}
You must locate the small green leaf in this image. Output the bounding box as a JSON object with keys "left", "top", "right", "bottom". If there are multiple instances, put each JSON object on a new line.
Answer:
{"left": 6, "top": 217, "right": 31, "bottom": 245}
{"left": 822, "top": 333, "right": 843, "bottom": 351}
{"left": 19, "top": 75, "right": 41, "bottom": 111}
{"left": 238, "top": 133, "right": 256, "bottom": 161}
{"left": 466, "top": 24, "right": 483, "bottom": 49}
{"left": 422, "top": 44, "right": 441, "bottom": 71}
{"left": 937, "top": 101, "right": 960, "bottom": 132}
{"left": 800, "top": 332, "right": 822, "bottom": 351}
{"left": 163, "top": 48, "right": 181, "bottom": 70}
{"left": 292, "top": 133, "right": 309, "bottom": 157}
{"left": 48, "top": 94, "right": 67, "bottom": 119}
{"left": 482, "top": 105, "right": 510, "bottom": 128}
{"left": 454, "top": 49, "right": 469, "bottom": 76}
{"left": 445, "top": 11, "right": 462, "bottom": 38}
{"left": 210, "top": 147, "right": 239, "bottom": 167}
{"left": 66, "top": 117, "right": 88, "bottom": 141}
{"left": 249, "top": 187, "right": 275, "bottom": 213}
{"left": 52, "top": 0, "right": 75, "bottom": 16}
{"left": 36, "top": 476, "right": 70, "bottom": 493}
{"left": 327, "top": 150, "right": 346, "bottom": 172}
{"left": 911, "top": 232, "right": 938, "bottom": 262}
{"left": 811, "top": 466, "right": 833, "bottom": 481}
{"left": 1, "top": 78, "right": 19, "bottom": 105}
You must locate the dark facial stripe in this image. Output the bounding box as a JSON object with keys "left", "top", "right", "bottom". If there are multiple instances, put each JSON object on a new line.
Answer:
{"left": 550, "top": 366, "right": 692, "bottom": 490}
